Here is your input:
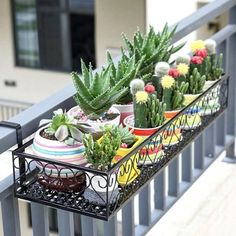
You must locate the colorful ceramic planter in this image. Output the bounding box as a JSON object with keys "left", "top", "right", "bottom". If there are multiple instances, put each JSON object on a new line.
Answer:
{"left": 183, "top": 94, "right": 202, "bottom": 129}
{"left": 124, "top": 115, "right": 164, "bottom": 165}
{"left": 32, "top": 126, "right": 86, "bottom": 191}
{"left": 67, "top": 106, "right": 121, "bottom": 132}
{"left": 112, "top": 136, "right": 143, "bottom": 186}
{"left": 112, "top": 103, "right": 133, "bottom": 125}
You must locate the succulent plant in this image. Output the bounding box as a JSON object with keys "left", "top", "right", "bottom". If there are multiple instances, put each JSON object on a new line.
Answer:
{"left": 176, "top": 55, "right": 191, "bottom": 65}
{"left": 122, "top": 24, "right": 185, "bottom": 81}
{"left": 130, "top": 78, "right": 145, "bottom": 95}
{"left": 106, "top": 52, "right": 144, "bottom": 104}
{"left": 45, "top": 109, "right": 94, "bottom": 145}
{"left": 131, "top": 84, "right": 166, "bottom": 128}
{"left": 161, "top": 75, "right": 189, "bottom": 111}
{"left": 186, "top": 68, "right": 206, "bottom": 94}
{"left": 204, "top": 39, "right": 217, "bottom": 55}
{"left": 83, "top": 125, "right": 121, "bottom": 170}
{"left": 72, "top": 60, "right": 131, "bottom": 120}
{"left": 107, "top": 125, "right": 136, "bottom": 146}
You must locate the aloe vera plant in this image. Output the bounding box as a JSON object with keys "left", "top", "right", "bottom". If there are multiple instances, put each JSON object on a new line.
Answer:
{"left": 106, "top": 52, "right": 144, "bottom": 104}
{"left": 122, "top": 24, "right": 185, "bottom": 81}
{"left": 72, "top": 60, "right": 131, "bottom": 120}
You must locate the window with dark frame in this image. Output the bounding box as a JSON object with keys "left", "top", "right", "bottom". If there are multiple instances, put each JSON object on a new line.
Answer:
{"left": 12, "top": 0, "right": 96, "bottom": 72}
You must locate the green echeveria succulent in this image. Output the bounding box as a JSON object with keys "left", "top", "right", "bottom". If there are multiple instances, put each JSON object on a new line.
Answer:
{"left": 45, "top": 109, "right": 94, "bottom": 145}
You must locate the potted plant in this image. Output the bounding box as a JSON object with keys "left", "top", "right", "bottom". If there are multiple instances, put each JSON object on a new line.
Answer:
{"left": 124, "top": 79, "right": 166, "bottom": 165}
{"left": 68, "top": 59, "right": 130, "bottom": 131}
{"left": 106, "top": 52, "right": 144, "bottom": 123}
{"left": 32, "top": 109, "right": 94, "bottom": 192}
{"left": 202, "top": 39, "right": 224, "bottom": 115}
{"left": 183, "top": 68, "right": 206, "bottom": 129}
{"left": 82, "top": 125, "right": 121, "bottom": 205}
{"left": 160, "top": 73, "right": 189, "bottom": 145}
{"left": 121, "top": 24, "right": 185, "bottom": 81}
{"left": 110, "top": 125, "right": 143, "bottom": 186}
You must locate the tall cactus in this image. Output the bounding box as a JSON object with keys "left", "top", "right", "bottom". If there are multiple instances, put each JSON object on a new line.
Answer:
{"left": 187, "top": 68, "right": 206, "bottom": 94}
{"left": 130, "top": 80, "right": 166, "bottom": 128}
{"left": 161, "top": 75, "right": 189, "bottom": 111}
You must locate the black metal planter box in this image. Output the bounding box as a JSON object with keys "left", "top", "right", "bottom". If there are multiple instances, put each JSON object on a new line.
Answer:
{"left": 12, "top": 75, "right": 229, "bottom": 221}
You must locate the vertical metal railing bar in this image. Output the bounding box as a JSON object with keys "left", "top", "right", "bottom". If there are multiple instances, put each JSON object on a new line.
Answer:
{"left": 138, "top": 184, "right": 151, "bottom": 226}
{"left": 30, "top": 203, "right": 49, "bottom": 236}
{"left": 122, "top": 200, "right": 135, "bottom": 236}
{"left": 1, "top": 193, "right": 21, "bottom": 236}
{"left": 225, "top": 6, "right": 236, "bottom": 160}
{"left": 57, "top": 209, "right": 74, "bottom": 236}
{"left": 204, "top": 123, "right": 216, "bottom": 159}
{"left": 194, "top": 134, "right": 205, "bottom": 170}
{"left": 103, "top": 215, "right": 118, "bottom": 236}
{"left": 81, "top": 215, "right": 97, "bottom": 236}
{"left": 168, "top": 157, "right": 180, "bottom": 197}
{"left": 154, "top": 169, "right": 166, "bottom": 210}
{"left": 182, "top": 145, "right": 193, "bottom": 182}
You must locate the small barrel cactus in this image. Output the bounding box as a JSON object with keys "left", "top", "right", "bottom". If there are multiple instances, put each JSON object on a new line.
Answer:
{"left": 130, "top": 79, "right": 145, "bottom": 95}
{"left": 176, "top": 55, "right": 191, "bottom": 65}
{"left": 204, "top": 39, "right": 217, "bottom": 55}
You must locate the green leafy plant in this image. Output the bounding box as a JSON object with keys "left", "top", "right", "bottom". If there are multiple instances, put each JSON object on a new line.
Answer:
{"left": 45, "top": 109, "right": 94, "bottom": 145}
{"left": 82, "top": 125, "right": 121, "bottom": 170}
{"left": 205, "top": 54, "right": 224, "bottom": 81}
{"left": 122, "top": 24, "right": 185, "bottom": 80}
{"left": 72, "top": 60, "right": 131, "bottom": 120}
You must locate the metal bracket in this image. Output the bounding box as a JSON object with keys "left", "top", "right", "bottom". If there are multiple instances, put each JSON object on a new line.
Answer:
{"left": 0, "top": 121, "right": 23, "bottom": 148}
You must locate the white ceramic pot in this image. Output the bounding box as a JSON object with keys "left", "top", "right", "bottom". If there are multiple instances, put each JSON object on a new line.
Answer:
{"left": 84, "top": 166, "right": 119, "bottom": 205}
{"left": 203, "top": 80, "right": 217, "bottom": 91}
{"left": 112, "top": 103, "right": 133, "bottom": 124}
{"left": 32, "top": 126, "right": 86, "bottom": 178}
{"left": 67, "top": 106, "right": 121, "bottom": 132}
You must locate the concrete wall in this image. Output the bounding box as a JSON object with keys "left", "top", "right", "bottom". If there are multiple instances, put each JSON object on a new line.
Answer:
{"left": 0, "top": 0, "right": 146, "bottom": 104}
{"left": 95, "top": 0, "right": 146, "bottom": 66}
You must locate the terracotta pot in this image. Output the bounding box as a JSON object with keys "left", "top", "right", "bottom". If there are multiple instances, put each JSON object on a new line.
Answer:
{"left": 112, "top": 103, "right": 133, "bottom": 125}
{"left": 183, "top": 94, "right": 202, "bottom": 129}
{"left": 32, "top": 126, "right": 86, "bottom": 192}
{"left": 163, "top": 110, "right": 183, "bottom": 146}
{"left": 112, "top": 136, "right": 143, "bottom": 186}
{"left": 123, "top": 115, "right": 164, "bottom": 165}
{"left": 67, "top": 106, "right": 120, "bottom": 132}
{"left": 84, "top": 165, "right": 119, "bottom": 205}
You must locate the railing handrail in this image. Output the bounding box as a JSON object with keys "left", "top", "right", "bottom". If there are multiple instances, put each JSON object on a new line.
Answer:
{"left": 0, "top": 0, "right": 235, "bottom": 155}
{"left": 173, "top": 0, "right": 236, "bottom": 42}
{"left": 0, "top": 98, "right": 33, "bottom": 108}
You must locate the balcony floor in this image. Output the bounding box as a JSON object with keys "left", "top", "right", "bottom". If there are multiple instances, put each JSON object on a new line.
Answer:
{"left": 148, "top": 154, "right": 236, "bottom": 236}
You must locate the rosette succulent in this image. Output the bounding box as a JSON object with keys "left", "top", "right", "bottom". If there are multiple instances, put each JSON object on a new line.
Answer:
{"left": 45, "top": 109, "right": 94, "bottom": 145}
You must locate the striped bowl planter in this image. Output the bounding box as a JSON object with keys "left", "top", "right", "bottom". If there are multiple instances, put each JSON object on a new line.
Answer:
{"left": 32, "top": 126, "right": 87, "bottom": 191}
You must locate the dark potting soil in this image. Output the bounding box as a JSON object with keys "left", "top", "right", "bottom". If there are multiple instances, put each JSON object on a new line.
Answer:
{"left": 40, "top": 129, "right": 57, "bottom": 141}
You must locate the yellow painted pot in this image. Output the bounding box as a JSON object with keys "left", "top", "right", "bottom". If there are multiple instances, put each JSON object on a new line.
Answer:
{"left": 112, "top": 136, "right": 143, "bottom": 186}
{"left": 183, "top": 94, "right": 202, "bottom": 130}
{"left": 123, "top": 115, "right": 164, "bottom": 165}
